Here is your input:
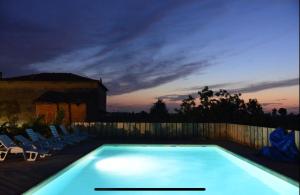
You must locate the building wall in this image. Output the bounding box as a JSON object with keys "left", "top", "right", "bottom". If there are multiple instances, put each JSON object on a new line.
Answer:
{"left": 35, "top": 103, "right": 58, "bottom": 124}
{"left": 0, "top": 81, "right": 105, "bottom": 123}
{"left": 71, "top": 103, "right": 86, "bottom": 122}
{"left": 36, "top": 103, "right": 87, "bottom": 124}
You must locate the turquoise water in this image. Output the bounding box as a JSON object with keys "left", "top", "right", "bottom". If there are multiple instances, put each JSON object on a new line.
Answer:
{"left": 24, "top": 145, "right": 299, "bottom": 195}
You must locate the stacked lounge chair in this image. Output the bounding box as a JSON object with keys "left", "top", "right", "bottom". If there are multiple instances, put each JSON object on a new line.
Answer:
{"left": 0, "top": 125, "right": 89, "bottom": 162}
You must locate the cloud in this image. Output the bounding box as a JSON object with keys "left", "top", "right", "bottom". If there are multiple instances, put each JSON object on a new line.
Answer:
{"left": 159, "top": 93, "right": 199, "bottom": 102}
{"left": 180, "top": 82, "right": 243, "bottom": 92}
{"left": 231, "top": 78, "right": 299, "bottom": 93}
{"left": 28, "top": 44, "right": 211, "bottom": 95}
{"left": 261, "top": 102, "right": 283, "bottom": 107}
{"left": 274, "top": 98, "right": 287, "bottom": 101}
{"left": 161, "top": 78, "right": 299, "bottom": 102}
{"left": 105, "top": 60, "right": 210, "bottom": 95}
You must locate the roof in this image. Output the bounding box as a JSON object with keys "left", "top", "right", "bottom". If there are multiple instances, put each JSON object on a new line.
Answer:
{"left": 35, "top": 91, "right": 92, "bottom": 103}
{"left": 1, "top": 73, "right": 108, "bottom": 91}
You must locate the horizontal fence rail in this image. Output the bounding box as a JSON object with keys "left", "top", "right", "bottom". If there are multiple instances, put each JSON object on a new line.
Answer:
{"left": 73, "top": 122, "right": 300, "bottom": 150}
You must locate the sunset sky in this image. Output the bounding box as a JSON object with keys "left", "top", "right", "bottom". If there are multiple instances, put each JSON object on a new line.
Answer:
{"left": 0, "top": 0, "right": 299, "bottom": 113}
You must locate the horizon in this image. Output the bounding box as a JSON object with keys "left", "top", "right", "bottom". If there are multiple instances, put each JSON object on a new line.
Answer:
{"left": 1, "top": 0, "right": 299, "bottom": 113}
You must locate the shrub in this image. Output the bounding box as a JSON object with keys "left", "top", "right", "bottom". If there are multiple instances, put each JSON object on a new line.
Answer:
{"left": 54, "top": 109, "right": 65, "bottom": 125}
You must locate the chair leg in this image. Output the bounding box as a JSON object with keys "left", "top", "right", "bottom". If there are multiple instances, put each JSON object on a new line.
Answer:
{"left": 22, "top": 151, "right": 27, "bottom": 160}
{"left": 0, "top": 151, "right": 8, "bottom": 161}
{"left": 25, "top": 151, "right": 38, "bottom": 161}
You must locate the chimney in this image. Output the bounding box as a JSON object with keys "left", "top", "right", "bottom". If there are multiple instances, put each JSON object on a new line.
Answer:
{"left": 99, "top": 77, "right": 102, "bottom": 84}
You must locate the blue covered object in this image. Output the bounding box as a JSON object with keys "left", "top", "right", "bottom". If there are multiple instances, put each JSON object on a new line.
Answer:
{"left": 260, "top": 128, "right": 299, "bottom": 162}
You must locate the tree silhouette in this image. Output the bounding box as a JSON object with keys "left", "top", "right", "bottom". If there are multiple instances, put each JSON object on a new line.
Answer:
{"left": 150, "top": 99, "right": 168, "bottom": 120}
{"left": 175, "top": 95, "right": 196, "bottom": 114}
{"left": 54, "top": 108, "right": 65, "bottom": 125}
{"left": 198, "top": 86, "right": 214, "bottom": 110}
{"left": 246, "top": 99, "right": 263, "bottom": 116}
{"left": 94, "top": 86, "right": 298, "bottom": 129}
{"left": 209, "top": 89, "right": 246, "bottom": 122}
{"left": 271, "top": 108, "right": 278, "bottom": 117}
{"left": 278, "top": 108, "right": 287, "bottom": 116}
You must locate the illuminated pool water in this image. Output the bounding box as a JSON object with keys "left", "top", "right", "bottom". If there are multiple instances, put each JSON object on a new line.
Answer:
{"left": 24, "top": 145, "right": 299, "bottom": 195}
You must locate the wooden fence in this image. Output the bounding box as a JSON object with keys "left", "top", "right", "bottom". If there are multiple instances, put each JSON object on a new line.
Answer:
{"left": 73, "top": 122, "right": 300, "bottom": 150}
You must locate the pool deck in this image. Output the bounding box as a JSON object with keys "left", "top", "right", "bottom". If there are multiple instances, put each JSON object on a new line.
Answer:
{"left": 0, "top": 138, "right": 299, "bottom": 195}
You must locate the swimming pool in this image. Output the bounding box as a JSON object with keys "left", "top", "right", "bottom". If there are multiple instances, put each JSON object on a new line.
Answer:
{"left": 24, "top": 145, "right": 299, "bottom": 195}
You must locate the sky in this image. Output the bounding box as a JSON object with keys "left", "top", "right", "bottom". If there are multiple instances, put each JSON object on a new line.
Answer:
{"left": 0, "top": 0, "right": 299, "bottom": 113}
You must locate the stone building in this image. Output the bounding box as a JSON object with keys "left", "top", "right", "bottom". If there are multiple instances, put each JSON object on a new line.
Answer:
{"left": 0, "top": 72, "right": 108, "bottom": 124}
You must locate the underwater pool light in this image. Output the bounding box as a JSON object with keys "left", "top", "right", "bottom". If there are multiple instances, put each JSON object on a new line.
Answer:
{"left": 95, "top": 155, "right": 158, "bottom": 176}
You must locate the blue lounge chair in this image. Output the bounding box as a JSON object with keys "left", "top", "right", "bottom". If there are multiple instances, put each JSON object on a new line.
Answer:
{"left": 49, "top": 125, "right": 75, "bottom": 145}
{"left": 26, "top": 129, "right": 64, "bottom": 151}
{"left": 0, "top": 134, "right": 38, "bottom": 161}
{"left": 14, "top": 135, "right": 50, "bottom": 158}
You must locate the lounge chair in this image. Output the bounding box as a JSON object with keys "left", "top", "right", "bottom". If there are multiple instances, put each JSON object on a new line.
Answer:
{"left": 37, "top": 132, "right": 65, "bottom": 150}
{"left": 25, "top": 129, "right": 51, "bottom": 150}
{"left": 26, "top": 129, "right": 64, "bottom": 151}
{"left": 49, "top": 125, "right": 75, "bottom": 145}
{"left": 14, "top": 135, "right": 51, "bottom": 158}
{"left": 0, "top": 134, "right": 38, "bottom": 161}
{"left": 59, "top": 125, "right": 82, "bottom": 143}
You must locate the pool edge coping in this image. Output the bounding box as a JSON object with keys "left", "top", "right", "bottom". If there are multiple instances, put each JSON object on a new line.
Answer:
{"left": 23, "top": 144, "right": 299, "bottom": 194}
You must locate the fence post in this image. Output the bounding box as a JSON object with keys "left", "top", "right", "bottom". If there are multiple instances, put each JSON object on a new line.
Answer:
{"left": 295, "top": 131, "right": 300, "bottom": 150}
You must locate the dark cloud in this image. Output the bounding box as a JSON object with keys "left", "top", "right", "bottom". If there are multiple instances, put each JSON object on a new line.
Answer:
{"left": 0, "top": 0, "right": 226, "bottom": 94}
{"left": 231, "top": 78, "right": 299, "bottom": 93}
{"left": 106, "top": 60, "right": 210, "bottom": 95}
{"left": 180, "top": 82, "right": 242, "bottom": 92}
{"left": 159, "top": 93, "right": 199, "bottom": 102}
